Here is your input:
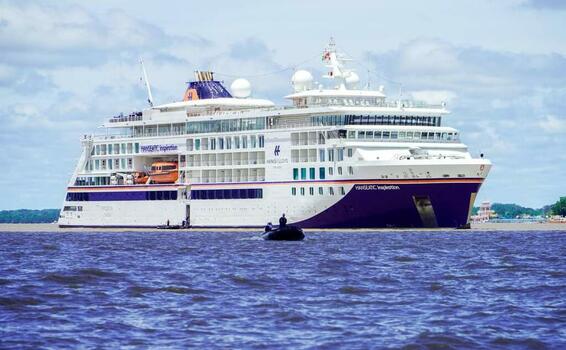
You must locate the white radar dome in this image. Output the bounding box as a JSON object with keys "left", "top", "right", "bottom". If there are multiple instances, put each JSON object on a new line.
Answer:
{"left": 230, "top": 78, "right": 252, "bottom": 98}
{"left": 291, "top": 70, "right": 313, "bottom": 92}
{"left": 345, "top": 72, "right": 360, "bottom": 88}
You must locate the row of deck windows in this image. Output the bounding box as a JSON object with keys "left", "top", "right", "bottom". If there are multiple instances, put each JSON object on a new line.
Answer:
{"left": 291, "top": 186, "right": 346, "bottom": 196}
{"left": 93, "top": 143, "right": 139, "bottom": 156}
{"left": 186, "top": 117, "right": 266, "bottom": 134}
{"left": 66, "top": 191, "right": 178, "bottom": 201}
{"left": 308, "top": 115, "right": 442, "bottom": 127}
{"left": 190, "top": 188, "right": 263, "bottom": 200}
{"left": 291, "top": 148, "right": 349, "bottom": 163}
{"left": 74, "top": 176, "right": 111, "bottom": 186}
{"left": 292, "top": 166, "right": 354, "bottom": 180}
{"left": 348, "top": 130, "right": 459, "bottom": 142}
{"left": 106, "top": 114, "right": 444, "bottom": 140}
{"left": 187, "top": 135, "right": 264, "bottom": 151}
{"left": 85, "top": 158, "right": 133, "bottom": 172}
{"left": 345, "top": 115, "right": 442, "bottom": 127}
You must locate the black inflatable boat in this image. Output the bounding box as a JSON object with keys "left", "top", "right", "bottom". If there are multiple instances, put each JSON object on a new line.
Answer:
{"left": 262, "top": 226, "right": 305, "bottom": 241}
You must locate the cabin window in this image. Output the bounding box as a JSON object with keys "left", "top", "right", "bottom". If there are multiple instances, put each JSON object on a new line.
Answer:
{"left": 340, "top": 187, "right": 346, "bottom": 195}
{"left": 114, "top": 159, "right": 120, "bottom": 169}
{"left": 309, "top": 187, "right": 314, "bottom": 196}
{"left": 328, "top": 167, "right": 333, "bottom": 175}
{"left": 319, "top": 167, "right": 325, "bottom": 179}
{"left": 328, "top": 149, "right": 334, "bottom": 162}
{"left": 134, "top": 143, "right": 139, "bottom": 153}
{"left": 300, "top": 187, "right": 305, "bottom": 196}
{"left": 375, "top": 131, "right": 382, "bottom": 139}
{"left": 338, "top": 167, "right": 343, "bottom": 175}
{"left": 242, "top": 136, "right": 248, "bottom": 149}
{"left": 366, "top": 131, "right": 374, "bottom": 138}
{"left": 337, "top": 148, "right": 344, "bottom": 161}
{"left": 383, "top": 131, "right": 390, "bottom": 139}
{"left": 359, "top": 131, "right": 365, "bottom": 139}
{"left": 293, "top": 168, "right": 299, "bottom": 180}
{"left": 259, "top": 135, "right": 265, "bottom": 148}
{"left": 309, "top": 168, "right": 315, "bottom": 180}
{"left": 348, "top": 166, "right": 354, "bottom": 175}
{"left": 347, "top": 148, "right": 353, "bottom": 157}
{"left": 218, "top": 137, "right": 224, "bottom": 150}
{"left": 292, "top": 187, "right": 296, "bottom": 196}
{"left": 318, "top": 187, "right": 323, "bottom": 195}
{"left": 235, "top": 137, "right": 240, "bottom": 149}
{"left": 319, "top": 149, "right": 325, "bottom": 162}
{"left": 391, "top": 132, "right": 398, "bottom": 139}
{"left": 300, "top": 168, "right": 307, "bottom": 180}
{"left": 329, "top": 187, "right": 335, "bottom": 195}
{"left": 318, "top": 132, "right": 325, "bottom": 144}
{"left": 251, "top": 135, "right": 257, "bottom": 148}
{"left": 348, "top": 131, "right": 355, "bottom": 139}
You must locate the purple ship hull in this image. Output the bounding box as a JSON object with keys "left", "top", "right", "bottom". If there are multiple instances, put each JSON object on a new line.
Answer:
{"left": 295, "top": 180, "right": 483, "bottom": 228}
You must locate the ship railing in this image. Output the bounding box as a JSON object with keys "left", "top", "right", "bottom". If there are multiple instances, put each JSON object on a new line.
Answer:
{"left": 353, "top": 137, "right": 460, "bottom": 143}
{"left": 108, "top": 112, "right": 143, "bottom": 123}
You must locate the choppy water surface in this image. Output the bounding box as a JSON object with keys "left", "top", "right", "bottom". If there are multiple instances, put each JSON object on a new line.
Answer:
{"left": 0, "top": 230, "right": 565, "bottom": 349}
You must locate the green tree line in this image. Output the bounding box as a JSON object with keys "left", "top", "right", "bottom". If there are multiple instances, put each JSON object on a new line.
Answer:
{"left": 473, "top": 197, "right": 565, "bottom": 218}
{"left": 0, "top": 209, "right": 60, "bottom": 223}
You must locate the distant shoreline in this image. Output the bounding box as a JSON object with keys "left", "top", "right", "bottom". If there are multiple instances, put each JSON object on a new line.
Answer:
{"left": 0, "top": 222, "right": 564, "bottom": 233}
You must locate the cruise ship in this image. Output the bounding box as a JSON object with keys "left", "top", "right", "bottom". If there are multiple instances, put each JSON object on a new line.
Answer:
{"left": 58, "top": 40, "right": 491, "bottom": 228}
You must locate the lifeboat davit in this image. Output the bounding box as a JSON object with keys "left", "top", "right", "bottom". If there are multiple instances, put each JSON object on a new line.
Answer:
{"left": 148, "top": 161, "right": 179, "bottom": 184}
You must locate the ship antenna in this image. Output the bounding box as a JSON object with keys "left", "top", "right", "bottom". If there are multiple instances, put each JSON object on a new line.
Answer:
{"left": 140, "top": 58, "right": 154, "bottom": 107}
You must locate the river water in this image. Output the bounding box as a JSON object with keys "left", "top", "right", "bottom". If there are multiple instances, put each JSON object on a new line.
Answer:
{"left": 0, "top": 230, "right": 565, "bottom": 349}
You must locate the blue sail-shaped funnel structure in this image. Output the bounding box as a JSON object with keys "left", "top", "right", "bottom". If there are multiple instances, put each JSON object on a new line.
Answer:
{"left": 184, "top": 71, "right": 232, "bottom": 100}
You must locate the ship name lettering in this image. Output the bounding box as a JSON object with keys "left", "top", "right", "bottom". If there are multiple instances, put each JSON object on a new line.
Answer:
{"left": 355, "top": 185, "right": 400, "bottom": 191}
{"left": 140, "top": 144, "right": 178, "bottom": 153}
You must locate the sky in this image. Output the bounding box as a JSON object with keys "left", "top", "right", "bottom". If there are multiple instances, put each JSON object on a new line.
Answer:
{"left": 0, "top": 0, "right": 565, "bottom": 209}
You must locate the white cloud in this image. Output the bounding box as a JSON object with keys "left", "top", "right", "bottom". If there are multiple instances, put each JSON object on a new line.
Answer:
{"left": 538, "top": 115, "right": 566, "bottom": 133}
{"left": 0, "top": 1, "right": 206, "bottom": 68}
{"left": 410, "top": 90, "right": 457, "bottom": 105}
{"left": 398, "top": 39, "right": 460, "bottom": 73}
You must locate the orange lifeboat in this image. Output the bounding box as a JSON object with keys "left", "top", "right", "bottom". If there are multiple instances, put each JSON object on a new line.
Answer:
{"left": 133, "top": 172, "right": 149, "bottom": 185}
{"left": 148, "top": 161, "right": 179, "bottom": 184}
